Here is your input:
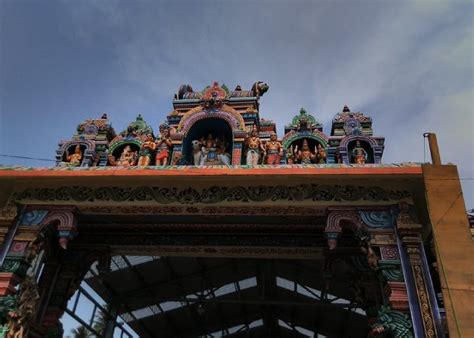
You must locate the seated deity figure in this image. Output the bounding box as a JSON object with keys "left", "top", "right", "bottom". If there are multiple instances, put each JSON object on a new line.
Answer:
{"left": 201, "top": 134, "right": 219, "bottom": 165}
{"left": 138, "top": 134, "right": 157, "bottom": 166}
{"left": 264, "top": 132, "right": 282, "bottom": 165}
{"left": 217, "top": 138, "right": 231, "bottom": 165}
{"left": 110, "top": 145, "right": 138, "bottom": 166}
{"left": 316, "top": 144, "right": 327, "bottom": 164}
{"left": 155, "top": 123, "right": 172, "bottom": 166}
{"left": 352, "top": 141, "right": 368, "bottom": 164}
{"left": 246, "top": 126, "right": 264, "bottom": 166}
{"left": 66, "top": 145, "right": 83, "bottom": 166}
{"left": 295, "top": 139, "right": 316, "bottom": 164}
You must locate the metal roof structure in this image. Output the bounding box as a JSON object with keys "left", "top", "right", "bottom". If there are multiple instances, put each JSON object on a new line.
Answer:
{"left": 84, "top": 256, "right": 370, "bottom": 338}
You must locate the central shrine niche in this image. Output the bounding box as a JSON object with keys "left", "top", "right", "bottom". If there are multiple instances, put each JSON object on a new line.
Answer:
{"left": 183, "top": 118, "right": 233, "bottom": 165}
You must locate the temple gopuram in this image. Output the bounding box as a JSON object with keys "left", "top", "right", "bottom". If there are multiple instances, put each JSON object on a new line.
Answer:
{"left": 0, "top": 82, "right": 472, "bottom": 337}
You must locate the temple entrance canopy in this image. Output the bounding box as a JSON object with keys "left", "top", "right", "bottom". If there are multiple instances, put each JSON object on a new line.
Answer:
{"left": 0, "top": 80, "right": 458, "bottom": 338}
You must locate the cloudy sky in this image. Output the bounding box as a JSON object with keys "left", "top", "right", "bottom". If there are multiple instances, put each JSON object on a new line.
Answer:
{"left": 0, "top": 0, "right": 473, "bottom": 207}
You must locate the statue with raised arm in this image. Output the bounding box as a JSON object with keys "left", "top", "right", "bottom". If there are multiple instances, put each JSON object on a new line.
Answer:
{"left": 155, "top": 123, "right": 172, "bottom": 166}
{"left": 316, "top": 144, "right": 327, "bottom": 164}
{"left": 138, "top": 134, "right": 157, "bottom": 166}
{"left": 295, "top": 139, "right": 316, "bottom": 164}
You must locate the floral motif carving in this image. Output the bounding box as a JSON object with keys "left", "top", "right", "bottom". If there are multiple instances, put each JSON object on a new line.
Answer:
{"left": 16, "top": 185, "right": 411, "bottom": 205}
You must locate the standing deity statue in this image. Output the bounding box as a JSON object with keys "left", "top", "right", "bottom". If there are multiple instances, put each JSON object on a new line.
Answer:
{"left": 246, "top": 126, "right": 264, "bottom": 166}
{"left": 352, "top": 141, "right": 368, "bottom": 164}
{"left": 66, "top": 145, "right": 83, "bottom": 166}
{"left": 155, "top": 123, "right": 172, "bottom": 166}
{"left": 264, "top": 132, "right": 282, "bottom": 165}
{"left": 138, "top": 134, "right": 157, "bottom": 166}
{"left": 316, "top": 144, "right": 327, "bottom": 164}
{"left": 295, "top": 139, "right": 316, "bottom": 164}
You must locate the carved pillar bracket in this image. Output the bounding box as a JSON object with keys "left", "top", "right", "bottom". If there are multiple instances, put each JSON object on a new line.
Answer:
{"left": 39, "top": 207, "right": 78, "bottom": 250}
{"left": 369, "top": 305, "right": 414, "bottom": 338}
{"left": 396, "top": 203, "right": 444, "bottom": 338}
{"left": 325, "top": 208, "right": 363, "bottom": 250}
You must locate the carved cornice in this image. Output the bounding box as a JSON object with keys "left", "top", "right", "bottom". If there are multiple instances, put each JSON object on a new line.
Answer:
{"left": 15, "top": 185, "right": 411, "bottom": 205}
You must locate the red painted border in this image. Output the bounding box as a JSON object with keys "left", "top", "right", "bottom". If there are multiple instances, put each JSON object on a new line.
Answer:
{"left": 0, "top": 166, "right": 422, "bottom": 178}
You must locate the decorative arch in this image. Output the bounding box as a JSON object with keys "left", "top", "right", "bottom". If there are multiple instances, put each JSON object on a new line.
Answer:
{"left": 339, "top": 135, "right": 383, "bottom": 164}
{"left": 39, "top": 208, "right": 77, "bottom": 250}
{"left": 340, "top": 135, "right": 378, "bottom": 148}
{"left": 177, "top": 104, "right": 246, "bottom": 137}
{"left": 56, "top": 140, "right": 96, "bottom": 167}
{"left": 281, "top": 130, "right": 329, "bottom": 150}
{"left": 325, "top": 208, "right": 366, "bottom": 250}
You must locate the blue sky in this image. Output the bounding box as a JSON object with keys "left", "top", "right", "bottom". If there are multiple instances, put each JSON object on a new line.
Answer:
{"left": 1, "top": 0, "right": 473, "bottom": 210}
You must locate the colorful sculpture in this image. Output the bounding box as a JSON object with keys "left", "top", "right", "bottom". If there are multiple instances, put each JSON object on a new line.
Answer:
{"left": 316, "top": 144, "right": 327, "bottom": 164}
{"left": 352, "top": 141, "right": 368, "bottom": 164}
{"left": 138, "top": 134, "right": 157, "bottom": 166}
{"left": 155, "top": 123, "right": 172, "bottom": 166}
{"left": 295, "top": 139, "right": 316, "bottom": 164}
{"left": 66, "top": 145, "right": 83, "bottom": 166}
{"left": 108, "top": 145, "right": 138, "bottom": 166}
{"left": 246, "top": 126, "right": 264, "bottom": 166}
{"left": 264, "top": 132, "right": 282, "bottom": 165}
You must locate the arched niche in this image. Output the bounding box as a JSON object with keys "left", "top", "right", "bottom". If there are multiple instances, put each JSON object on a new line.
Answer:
{"left": 57, "top": 140, "right": 95, "bottom": 167}
{"left": 182, "top": 118, "right": 233, "bottom": 165}
{"left": 340, "top": 136, "right": 378, "bottom": 164}
{"left": 107, "top": 139, "right": 141, "bottom": 166}
{"left": 282, "top": 132, "right": 328, "bottom": 164}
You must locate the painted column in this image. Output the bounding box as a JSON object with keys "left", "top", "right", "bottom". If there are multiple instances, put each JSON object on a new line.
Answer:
{"left": 396, "top": 203, "right": 444, "bottom": 338}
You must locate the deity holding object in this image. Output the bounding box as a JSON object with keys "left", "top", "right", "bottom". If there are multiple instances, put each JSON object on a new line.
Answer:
{"left": 155, "top": 123, "right": 172, "bottom": 166}
{"left": 352, "top": 141, "right": 368, "bottom": 164}
{"left": 246, "top": 126, "right": 264, "bottom": 166}
{"left": 138, "top": 134, "right": 157, "bottom": 166}
{"left": 264, "top": 132, "right": 283, "bottom": 165}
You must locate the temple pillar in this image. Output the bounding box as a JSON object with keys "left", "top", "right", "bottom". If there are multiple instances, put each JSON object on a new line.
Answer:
{"left": 0, "top": 206, "right": 79, "bottom": 336}
{"left": 395, "top": 203, "right": 444, "bottom": 338}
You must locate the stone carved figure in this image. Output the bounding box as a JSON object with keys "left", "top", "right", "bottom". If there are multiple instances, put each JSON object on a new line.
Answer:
{"left": 316, "top": 144, "right": 327, "bottom": 164}
{"left": 352, "top": 141, "right": 368, "bottom": 164}
{"left": 264, "top": 132, "right": 282, "bottom": 165}
{"left": 155, "top": 123, "right": 172, "bottom": 166}
{"left": 138, "top": 134, "right": 157, "bottom": 166}
{"left": 246, "top": 126, "right": 264, "bottom": 166}
{"left": 295, "top": 139, "right": 316, "bottom": 164}
{"left": 66, "top": 145, "right": 83, "bottom": 166}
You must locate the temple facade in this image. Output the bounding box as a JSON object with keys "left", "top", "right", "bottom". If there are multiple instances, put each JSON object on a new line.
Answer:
{"left": 0, "top": 82, "right": 472, "bottom": 337}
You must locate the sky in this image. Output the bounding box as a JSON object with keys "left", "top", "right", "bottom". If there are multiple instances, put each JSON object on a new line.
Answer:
{"left": 0, "top": 0, "right": 473, "bottom": 210}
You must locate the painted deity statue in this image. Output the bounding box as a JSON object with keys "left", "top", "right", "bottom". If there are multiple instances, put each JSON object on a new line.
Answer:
{"left": 352, "top": 141, "right": 368, "bottom": 164}
{"left": 138, "top": 134, "right": 157, "bottom": 166}
{"left": 316, "top": 144, "right": 327, "bottom": 164}
{"left": 264, "top": 132, "right": 282, "bottom": 165}
{"left": 295, "top": 139, "right": 316, "bottom": 164}
{"left": 246, "top": 126, "right": 264, "bottom": 166}
{"left": 155, "top": 124, "right": 172, "bottom": 166}
{"left": 201, "top": 134, "right": 219, "bottom": 165}
{"left": 216, "top": 138, "right": 231, "bottom": 165}
{"left": 115, "top": 145, "right": 138, "bottom": 166}
{"left": 66, "top": 145, "right": 83, "bottom": 166}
